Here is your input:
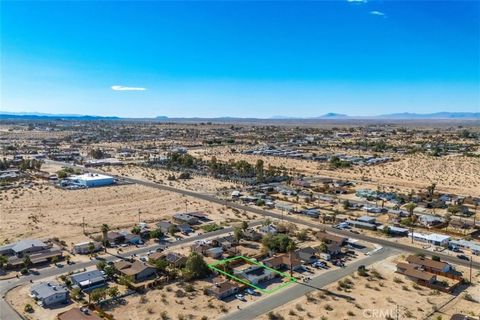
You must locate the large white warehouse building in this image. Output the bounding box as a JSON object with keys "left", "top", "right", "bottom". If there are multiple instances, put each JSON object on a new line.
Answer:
{"left": 68, "top": 173, "right": 114, "bottom": 187}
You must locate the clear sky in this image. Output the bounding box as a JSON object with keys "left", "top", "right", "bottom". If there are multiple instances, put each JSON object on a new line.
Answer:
{"left": 1, "top": 0, "right": 479, "bottom": 118}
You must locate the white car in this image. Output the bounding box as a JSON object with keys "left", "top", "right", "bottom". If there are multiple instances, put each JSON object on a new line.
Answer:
{"left": 235, "top": 294, "right": 246, "bottom": 302}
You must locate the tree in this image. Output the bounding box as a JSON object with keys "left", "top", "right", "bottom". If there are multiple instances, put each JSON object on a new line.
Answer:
{"left": 447, "top": 205, "right": 460, "bottom": 215}
{"left": 51, "top": 256, "right": 59, "bottom": 265}
{"left": 255, "top": 159, "right": 265, "bottom": 182}
{"left": 317, "top": 241, "right": 328, "bottom": 253}
{"left": 101, "top": 224, "right": 110, "bottom": 251}
{"left": 296, "top": 229, "right": 309, "bottom": 241}
{"left": 64, "top": 255, "right": 71, "bottom": 264}
{"left": 96, "top": 260, "right": 106, "bottom": 271}
{"left": 404, "top": 203, "right": 417, "bottom": 217}
{"left": 233, "top": 227, "right": 243, "bottom": 244}
{"left": 154, "top": 259, "right": 169, "bottom": 273}
{"left": 183, "top": 252, "right": 211, "bottom": 281}
{"left": 107, "top": 286, "right": 120, "bottom": 301}
{"left": 342, "top": 200, "right": 350, "bottom": 210}
{"left": 71, "top": 287, "right": 82, "bottom": 300}
{"left": 286, "top": 241, "right": 297, "bottom": 277}
{"left": 426, "top": 183, "right": 437, "bottom": 199}
{"left": 262, "top": 234, "right": 294, "bottom": 253}
{"left": 104, "top": 265, "right": 116, "bottom": 278}
{"left": 88, "top": 242, "right": 96, "bottom": 256}
{"left": 90, "top": 288, "right": 106, "bottom": 304}
{"left": 241, "top": 221, "right": 249, "bottom": 231}
{"left": 149, "top": 229, "right": 164, "bottom": 241}
{"left": 168, "top": 225, "right": 178, "bottom": 237}
{"left": 131, "top": 226, "right": 141, "bottom": 235}
{"left": 23, "top": 255, "right": 32, "bottom": 269}
{"left": 0, "top": 255, "right": 8, "bottom": 269}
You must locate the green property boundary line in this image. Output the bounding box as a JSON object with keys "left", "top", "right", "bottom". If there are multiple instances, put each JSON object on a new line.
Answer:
{"left": 208, "top": 255, "right": 297, "bottom": 294}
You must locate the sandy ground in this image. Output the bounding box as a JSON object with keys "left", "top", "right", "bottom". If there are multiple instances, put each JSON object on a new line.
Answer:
{"left": 0, "top": 181, "right": 257, "bottom": 247}
{"left": 194, "top": 147, "right": 480, "bottom": 197}
{"left": 260, "top": 254, "right": 480, "bottom": 320}
{"left": 100, "top": 165, "right": 238, "bottom": 195}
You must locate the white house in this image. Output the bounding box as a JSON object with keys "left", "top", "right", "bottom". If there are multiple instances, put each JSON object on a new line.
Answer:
{"left": 30, "top": 282, "right": 68, "bottom": 307}
{"left": 408, "top": 232, "right": 451, "bottom": 246}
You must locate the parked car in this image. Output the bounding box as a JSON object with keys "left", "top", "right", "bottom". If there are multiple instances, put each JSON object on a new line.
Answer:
{"left": 235, "top": 294, "right": 246, "bottom": 302}
{"left": 457, "top": 254, "right": 470, "bottom": 261}
{"left": 245, "top": 288, "right": 257, "bottom": 295}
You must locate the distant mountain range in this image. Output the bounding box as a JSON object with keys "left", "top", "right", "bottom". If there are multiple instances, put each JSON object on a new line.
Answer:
{"left": 0, "top": 111, "right": 478, "bottom": 121}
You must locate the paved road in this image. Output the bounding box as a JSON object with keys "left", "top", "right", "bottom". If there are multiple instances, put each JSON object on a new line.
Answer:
{"left": 221, "top": 247, "right": 399, "bottom": 320}
{"left": 46, "top": 160, "right": 480, "bottom": 270}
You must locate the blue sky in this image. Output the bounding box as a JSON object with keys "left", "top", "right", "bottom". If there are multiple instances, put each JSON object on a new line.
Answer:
{"left": 1, "top": 1, "right": 479, "bottom": 118}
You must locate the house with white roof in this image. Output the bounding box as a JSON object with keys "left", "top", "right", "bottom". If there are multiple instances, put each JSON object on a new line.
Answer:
{"left": 408, "top": 232, "right": 451, "bottom": 246}
{"left": 30, "top": 281, "right": 69, "bottom": 307}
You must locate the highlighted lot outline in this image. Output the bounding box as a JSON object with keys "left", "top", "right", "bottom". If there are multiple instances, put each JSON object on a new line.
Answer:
{"left": 208, "top": 255, "right": 297, "bottom": 294}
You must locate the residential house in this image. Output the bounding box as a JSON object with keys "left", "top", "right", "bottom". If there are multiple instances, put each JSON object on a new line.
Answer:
{"left": 0, "top": 239, "right": 50, "bottom": 257}
{"left": 70, "top": 270, "right": 106, "bottom": 291}
{"left": 259, "top": 224, "right": 278, "bottom": 235}
{"left": 57, "top": 307, "right": 102, "bottom": 320}
{"left": 378, "top": 225, "right": 409, "bottom": 236}
{"left": 177, "top": 224, "right": 193, "bottom": 235}
{"left": 405, "top": 255, "right": 453, "bottom": 274}
{"left": 408, "top": 232, "right": 451, "bottom": 246}
{"left": 121, "top": 232, "right": 142, "bottom": 245}
{"left": 73, "top": 241, "right": 102, "bottom": 255}
{"left": 165, "top": 252, "right": 187, "bottom": 268}
{"left": 186, "top": 211, "right": 209, "bottom": 221}
{"left": 30, "top": 282, "right": 69, "bottom": 307}
{"left": 106, "top": 232, "right": 125, "bottom": 246}
{"left": 262, "top": 253, "right": 302, "bottom": 271}
{"left": 114, "top": 260, "right": 157, "bottom": 283}
{"left": 0, "top": 239, "right": 63, "bottom": 269}
{"left": 295, "top": 247, "right": 317, "bottom": 264}
{"left": 173, "top": 213, "right": 199, "bottom": 225}
{"left": 357, "top": 216, "right": 377, "bottom": 224}
{"left": 243, "top": 228, "right": 262, "bottom": 241}
{"left": 345, "top": 220, "right": 377, "bottom": 230}
{"left": 208, "top": 277, "right": 240, "bottom": 299}
{"left": 315, "top": 231, "right": 347, "bottom": 254}
{"left": 205, "top": 247, "right": 224, "bottom": 259}
{"left": 234, "top": 265, "right": 276, "bottom": 285}
{"left": 418, "top": 214, "right": 446, "bottom": 228}
{"left": 396, "top": 262, "right": 437, "bottom": 285}
{"left": 157, "top": 221, "right": 177, "bottom": 234}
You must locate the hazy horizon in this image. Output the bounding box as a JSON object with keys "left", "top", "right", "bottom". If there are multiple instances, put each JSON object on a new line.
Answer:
{"left": 1, "top": 1, "right": 479, "bottom": 118}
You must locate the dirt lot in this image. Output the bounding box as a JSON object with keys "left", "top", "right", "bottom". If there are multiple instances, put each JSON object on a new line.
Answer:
{"left": 0, "top": 180, "right": 257, "bottom": 247}
{"left": 194, "top": 146, "right": 480, "bottom": 197}
{"left": 260, "top": 254, "right": 480, "bottom": 320}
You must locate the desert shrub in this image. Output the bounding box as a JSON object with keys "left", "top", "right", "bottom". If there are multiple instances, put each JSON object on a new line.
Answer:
{"left": 24, "top": 304, "right": 34, "bottom": 313}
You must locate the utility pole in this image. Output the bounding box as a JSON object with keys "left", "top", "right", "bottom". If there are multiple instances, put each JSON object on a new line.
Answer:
{"left": 470, "top": 254, "right": 473, "bottom": 284}
{"left": 396, "top": 304, "right": 399, "bottom": 320}
{"left": 82, "top": 217, "right": 85, "bottom": 235}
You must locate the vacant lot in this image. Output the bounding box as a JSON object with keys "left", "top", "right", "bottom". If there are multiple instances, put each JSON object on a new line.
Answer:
{"left": 0, "top": 181, "right": 256, "bottom": 246}
{"left": 261, "top": 255, "right": 480, "bottom": 320}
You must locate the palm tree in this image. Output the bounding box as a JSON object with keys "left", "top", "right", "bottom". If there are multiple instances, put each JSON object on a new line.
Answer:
{"left": 286, "top": 241, "right": 297, "bottom": 277}
{"left": 404, "top": 202, "right": 417, "bottom": 243}
{"left": 101, "top": 224, "right": 110, "bottom": 252}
